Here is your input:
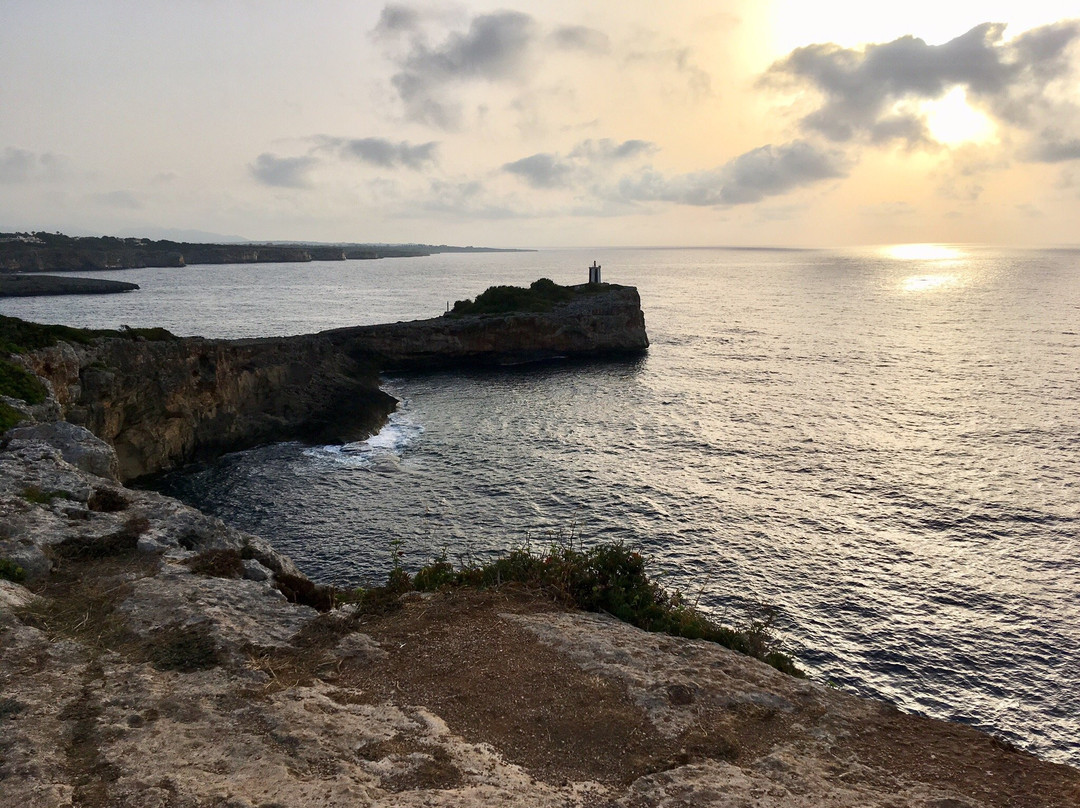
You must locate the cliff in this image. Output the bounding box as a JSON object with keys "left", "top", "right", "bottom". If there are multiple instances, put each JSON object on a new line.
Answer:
{"left": 328, "top": 283, "right": 649, "bottom": 369}
{"left": 9, "top": 283, "right": 647, "bottom": 480}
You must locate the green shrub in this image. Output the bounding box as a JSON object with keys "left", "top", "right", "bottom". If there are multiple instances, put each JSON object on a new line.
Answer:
{"left": 0, "top": 558, "right": 26, "bottom": 583}
{"left": 450, "top": 278, "right": 583, "bottom": 316}
{"left": 0, "top": 358, "right": 47, "bottom": 404}
{"left": 408, "top": 540, "right": 803, "bottom": 677}
{"left": 20, "top": 485, "right": 69, "bottom": 505}
{"left": 0, "top": 401, "right": 26, "bottom": 432}
{"left": 0, "top": 314, "right": 176, "bottom": 355}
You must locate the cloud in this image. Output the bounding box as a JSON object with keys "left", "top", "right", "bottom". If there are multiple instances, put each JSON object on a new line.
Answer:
{"left": 569, "top": 138, "right": 656, "bottom": 162}
{"left": 373, "top": 3, "right": 421, "bottom": 37}
{"left": 1026, "top": 132, "right": 1080, "bottom": 162}
{"left": 250, "top": 153, "right": 317, "bottom": 188}
{"left": 502, "top": 153, "right": 573, "bottom": 189}
{"left": 766, "top": 20, "right": 1080, "bottom": 155}
{"left": 0, "top": 147, "right": 69, "bottom": 183}
{"left": 617, "top": 141, "right": 849, "bottom": 206}
{"left": 386, "top": 10, "right": 539, "bottom": 128}
{"left": 502, "top": 138, "right": 657, "bottom": 190}
{"left": 550, "top": 25, "right": 610, "bottom": 54}
{"left": 315, "top": 136, "right": 438, "bottom": 169}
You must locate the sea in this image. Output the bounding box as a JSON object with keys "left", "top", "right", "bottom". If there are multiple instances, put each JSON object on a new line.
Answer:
{"left": 3, "top": 245, "right": 1077, "bottom": 767}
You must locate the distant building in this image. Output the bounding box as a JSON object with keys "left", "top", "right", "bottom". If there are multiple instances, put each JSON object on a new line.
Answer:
{"left": 588, "top": 260, "right": 602, "bottom": 284}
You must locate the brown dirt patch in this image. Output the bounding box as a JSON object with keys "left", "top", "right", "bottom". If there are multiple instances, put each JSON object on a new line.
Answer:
{"left": 839, "top": 702, "right": 1080, "bottom": 808}
{"left": 344, "top": 589, "right": 755, "bottom": 786}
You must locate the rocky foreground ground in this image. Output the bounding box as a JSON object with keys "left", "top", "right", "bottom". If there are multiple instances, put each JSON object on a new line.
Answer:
{"left": 1, "top": 425, "right": 1078, "bottom": 808}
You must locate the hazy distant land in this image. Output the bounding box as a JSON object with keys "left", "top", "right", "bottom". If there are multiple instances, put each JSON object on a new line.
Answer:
{"left": 0, "top": 231, "right": 532, "bottom": 275}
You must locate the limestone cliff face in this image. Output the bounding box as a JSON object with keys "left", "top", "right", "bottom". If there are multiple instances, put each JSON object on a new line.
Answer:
{"left": 19, "top": 284, "right": 646, "bottom": 480}
{"left": 26, "top": 336, "right": 394, "bottom": 481}
{"left": 327, "top": 284, "right": 649, "bottom": 370}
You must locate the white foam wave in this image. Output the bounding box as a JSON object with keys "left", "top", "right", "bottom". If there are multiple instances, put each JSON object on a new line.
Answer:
{"left": 303, "top": 409, "right": 423, "bottom": 470}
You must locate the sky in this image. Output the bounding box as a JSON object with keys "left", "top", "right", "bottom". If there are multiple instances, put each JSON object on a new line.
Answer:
{"left": 2, "top": 1, "right": 1079, "bottom": 248}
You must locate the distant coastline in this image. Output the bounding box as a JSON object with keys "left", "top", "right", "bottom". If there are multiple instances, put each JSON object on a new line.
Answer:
{"left": 0, "top": 231, "right": 534, "bottom": 274}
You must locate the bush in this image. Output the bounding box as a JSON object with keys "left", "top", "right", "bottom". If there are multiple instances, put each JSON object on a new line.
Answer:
{"left": 0, "top": 558, "right": 26, "bottom": 583}
{"left": 0, "top": 314, "right": 176, "bottom": 354}
{"left": 0, "top": 358, "right": 47, "bottom": 404}
{"left": 450, "top": 278, "right": 580, "bottom": 316}
{"left": 408, "top": 540, "right": 803, "bottom": 676}
{"left": 0, "top": 401, "right": 25, "bottom": 432}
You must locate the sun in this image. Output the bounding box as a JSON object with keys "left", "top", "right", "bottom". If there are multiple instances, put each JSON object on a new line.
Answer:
{"left": 922, "top": 87, "right": 997, "bottom": 146}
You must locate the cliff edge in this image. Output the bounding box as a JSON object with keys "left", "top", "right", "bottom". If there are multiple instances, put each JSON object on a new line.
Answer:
{"left": 8, "top": 282, "right": 647, "bottom": 480}
{"left": 0, "top": 430, "right": 1077, "bottom": 808}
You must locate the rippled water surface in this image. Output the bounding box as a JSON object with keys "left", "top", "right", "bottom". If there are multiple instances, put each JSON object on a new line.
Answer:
{"left": 6, "top": 246, "right": 1078, "bottom": 765}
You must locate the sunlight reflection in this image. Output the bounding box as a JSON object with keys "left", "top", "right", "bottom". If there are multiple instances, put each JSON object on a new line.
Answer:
{"left": 884, "top": 243, "right": 965, "bottom": 261}
{"left": 900, "top": 273, "right": 961, "bottom": 293}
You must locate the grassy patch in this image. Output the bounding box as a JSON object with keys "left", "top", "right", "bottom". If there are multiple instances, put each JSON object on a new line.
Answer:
{"left": 20, "top": 484, "right": 71, "bottom": 505}
{"left": 0, "top": 314, "right": 177, "bottom": 354}
{"left": 143, "top": 622, "right": 221, "bottom": 672}
{"left": 0, "top": 357, "right": 48, "bottom": 403}
{"left": 449, "top": 278, "right": 600, "bottom": 316}
{"left": 405, "top": 541, "right": 802, "bottom": 677}
{"left": 0, "top": 400, "right": 26, "bottom": 431}
{"left": 0, "top": 557, "right": 26, "bottom": 583}
{"left": 185, "top": 548, "right": 244, "bottom": 578}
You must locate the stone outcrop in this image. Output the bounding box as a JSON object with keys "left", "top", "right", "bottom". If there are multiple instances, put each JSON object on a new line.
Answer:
{"left": 328, "top": 283, "right": 649, "bottom": 369}
{"left": 0, "top": 431, "right": 1077, "bottom": 807}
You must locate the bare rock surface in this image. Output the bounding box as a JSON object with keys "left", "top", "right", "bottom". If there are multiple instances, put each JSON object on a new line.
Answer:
{"left": 2, "top": 433, "right": 1079, "bottom": 808}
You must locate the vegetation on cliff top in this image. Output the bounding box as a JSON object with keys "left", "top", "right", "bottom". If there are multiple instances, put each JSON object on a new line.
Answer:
{"left": 0, "top": 314, "right": 177, "bottom": 355}
{"left": 449, "top": 277, "right": 607, "bottom": 317}
{"left": 333, "top": 539, "right": 801, "bottom": 677}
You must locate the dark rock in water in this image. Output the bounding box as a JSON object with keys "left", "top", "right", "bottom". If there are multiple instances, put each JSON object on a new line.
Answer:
{"left": 0, "top": 274, "right": 139, "bottom": 297}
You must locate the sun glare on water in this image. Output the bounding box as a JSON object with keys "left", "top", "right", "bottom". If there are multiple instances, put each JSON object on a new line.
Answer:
{"left": 884, "top": 243, "right": 964, "bottom": 261}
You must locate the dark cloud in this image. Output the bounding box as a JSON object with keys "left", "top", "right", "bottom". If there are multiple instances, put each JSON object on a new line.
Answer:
{"left": 766, "top": 20, "right": 1080, "bottom": 155}
{"left": 250, "top": 153, "right": 317, "bottom": 188}
{"left": 1026, "top": 132, "right": 1080, "bottom": 162}
{"left": 387, "top": 10, "right": 539, "bottom": 128}
{"left": 569, "top": 138, "right": 656, "bottom": 161}
{"left": 502, "top": 153, "right": 573, "bottom": 188}
{"left": 618, "top": 141, "right": 849, "bottom": 206}
{"left": 550, "top": 25, "right": 610, "bottom": 54}
{"left": 502, "top": 138, "right": 656, "bottom": 190}
{"left": 373, "top": 3, "right": 421, "bottom": 37}
{"left": 0, "top": 147, "right": 67, "bottom": 183}
{"left": 315, "top": 136, "right": 437, "bottom": 169}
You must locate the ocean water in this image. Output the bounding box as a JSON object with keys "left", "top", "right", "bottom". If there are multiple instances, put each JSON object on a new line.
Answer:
{"left": 4, "top": 246, "right": 1078, "bottom": 766}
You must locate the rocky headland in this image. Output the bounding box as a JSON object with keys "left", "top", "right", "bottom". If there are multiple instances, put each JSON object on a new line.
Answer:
{"left": 1, "top": 282, "right": 1078, "bottom": 807}
{"left": 0, "top": 275, "right": 140, "bottom": 298}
